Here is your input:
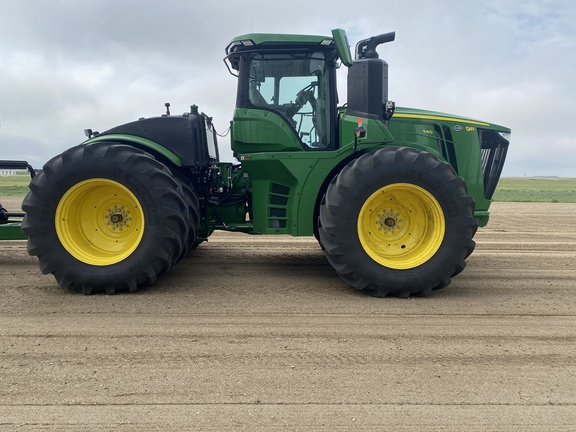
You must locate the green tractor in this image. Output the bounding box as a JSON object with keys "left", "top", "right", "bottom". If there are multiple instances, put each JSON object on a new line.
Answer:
{"left": 21, "top": 29, "right": 510, "bottom": 297}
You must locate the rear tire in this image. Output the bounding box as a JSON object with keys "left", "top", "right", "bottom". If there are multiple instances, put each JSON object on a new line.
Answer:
{"left": 318, "top": 147, "right": 477, "bottom": 297}
{"left": 22, "top": 142, "right": 188, "bottom": 294}
{"left": 172, "top": 172, "right": 201, "bottom": 257}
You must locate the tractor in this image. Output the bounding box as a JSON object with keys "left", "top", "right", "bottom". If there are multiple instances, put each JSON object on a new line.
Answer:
{"left": 20, "top": 29, "right": 510, "bottom": 297}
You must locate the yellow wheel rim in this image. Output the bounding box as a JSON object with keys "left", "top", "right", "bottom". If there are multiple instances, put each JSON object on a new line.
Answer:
{"left": 55, "top": 179, "right": 145, "bottom": 266}
{"left": 357, "top": 183, "right": 445, "bottom": 269}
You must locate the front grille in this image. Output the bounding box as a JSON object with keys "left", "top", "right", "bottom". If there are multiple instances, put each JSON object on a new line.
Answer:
{"left": 478, "top": 129, "right": 509, "bottom": 200}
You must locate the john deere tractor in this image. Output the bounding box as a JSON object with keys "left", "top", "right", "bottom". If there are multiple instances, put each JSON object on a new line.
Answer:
{"left": 21, "top": 29, "right": 510, "bottom": 297}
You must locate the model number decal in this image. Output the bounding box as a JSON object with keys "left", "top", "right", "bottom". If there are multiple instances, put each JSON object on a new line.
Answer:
{"left": 422, "top": 129, "right": 434, "bottom": 135}
{"left": 453, "top": 125, "right": 476, "bottom": 132}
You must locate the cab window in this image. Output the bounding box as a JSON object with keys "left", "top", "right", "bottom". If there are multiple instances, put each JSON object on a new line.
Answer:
{"left": 246, "top": 52, "right": 333, "bottom": 150}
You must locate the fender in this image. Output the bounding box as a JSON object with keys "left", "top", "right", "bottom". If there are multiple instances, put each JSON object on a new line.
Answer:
{"left": 86, "top": 111, "right": 212, "bottom": 167}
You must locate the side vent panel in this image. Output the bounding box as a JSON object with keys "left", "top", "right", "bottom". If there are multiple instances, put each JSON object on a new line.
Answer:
{"left": 269, "top": 183, "right": 290, "bottom": 229}
{"left": 433, "top": 125, "right": 458, "bottom": 173}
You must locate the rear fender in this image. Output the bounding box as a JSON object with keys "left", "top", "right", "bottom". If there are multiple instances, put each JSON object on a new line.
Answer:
{"left": 85, "top": 112, "right": 214, "bottom": 168}
{"left": 85, "top": 134, "right": 183, "bottom": 167}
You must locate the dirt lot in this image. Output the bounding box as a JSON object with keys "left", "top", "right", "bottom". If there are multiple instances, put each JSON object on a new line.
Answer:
{"left": 1, "top": 199, "right": 575, "bottom": 431}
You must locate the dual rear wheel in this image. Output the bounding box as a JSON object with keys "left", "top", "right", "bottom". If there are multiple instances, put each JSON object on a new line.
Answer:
{"left": 22, "top": 142, "right": 199, "bottom": 294}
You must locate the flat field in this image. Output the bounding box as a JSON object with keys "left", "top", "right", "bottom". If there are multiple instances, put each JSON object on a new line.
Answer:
{"left": 3, "top": 175, "right": 576, "bottom": 202}
{"left": 0, "top": 172, "right": 31, "bottom": 197}
{"left": 1, "top": 197, "right": 575, "bottom": 431}
{"left": 492, "top": 177, "right": 576, "bottom": 202}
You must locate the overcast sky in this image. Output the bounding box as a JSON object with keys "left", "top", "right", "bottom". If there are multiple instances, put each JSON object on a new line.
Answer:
{"left": 1, "top": 0, "right": 574, "bottom": 176}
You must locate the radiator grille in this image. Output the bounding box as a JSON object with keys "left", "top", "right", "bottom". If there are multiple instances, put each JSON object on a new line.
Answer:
{"left": 478, "top": 129, "right": 509, "bottom": 200}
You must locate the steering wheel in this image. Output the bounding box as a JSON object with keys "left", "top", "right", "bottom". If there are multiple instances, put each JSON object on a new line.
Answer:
{"left": 295, "top": 83, "right": 317, "bottom": 109}
{"left": 279, "top": 82, "right": 317, "bottom": 119}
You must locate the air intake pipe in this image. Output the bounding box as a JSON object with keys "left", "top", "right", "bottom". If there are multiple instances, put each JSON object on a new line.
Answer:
{"left": 355, "top": 32, "right": 395, "bottom": 59}
{"left": 347, "top": 31, "right": 396, "bottom": 121}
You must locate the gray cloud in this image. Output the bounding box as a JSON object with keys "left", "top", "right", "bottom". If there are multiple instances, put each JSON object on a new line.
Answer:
{"left": 1, "top": 0, "right": 574, "bottom": 176}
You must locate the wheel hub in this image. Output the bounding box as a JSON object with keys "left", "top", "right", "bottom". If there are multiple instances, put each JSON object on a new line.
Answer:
{"left": 376, "top": 210, "right": 403, "bottom": 234}
{"left": 105, "top": 205, "right": 132, "bottom": 231}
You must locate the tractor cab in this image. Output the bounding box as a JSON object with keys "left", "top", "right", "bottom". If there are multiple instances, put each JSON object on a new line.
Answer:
{"left": 225, "top": 29, "right": 396, "bottom": 156}
{"left": 225, "top": 33, "right": 341, "bottom": 154}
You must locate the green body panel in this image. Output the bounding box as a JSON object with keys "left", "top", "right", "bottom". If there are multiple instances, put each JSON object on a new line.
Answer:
{"left": 0, "top": 223, "right": 26, "bottom": 240}
{"left": 227, "top": 106, "right": 508, "bottom": 235}
{"left": 232, "top": 109, "right": 303, "bottom": 153}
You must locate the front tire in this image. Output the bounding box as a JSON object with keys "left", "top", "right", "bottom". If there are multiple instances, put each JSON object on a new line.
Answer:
{"left": 318, "top": 147, "right": 477, "bottom": 297}
{"left": 22, "top": 142, "right": 188, "bottom": 294}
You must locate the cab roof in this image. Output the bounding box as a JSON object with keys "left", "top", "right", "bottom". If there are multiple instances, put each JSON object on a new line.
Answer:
{"left": 226, "top": 33, "right": 333, "bottom": 53}
{"left": 225, "top": 29, "right": 353, "bottom": 71}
